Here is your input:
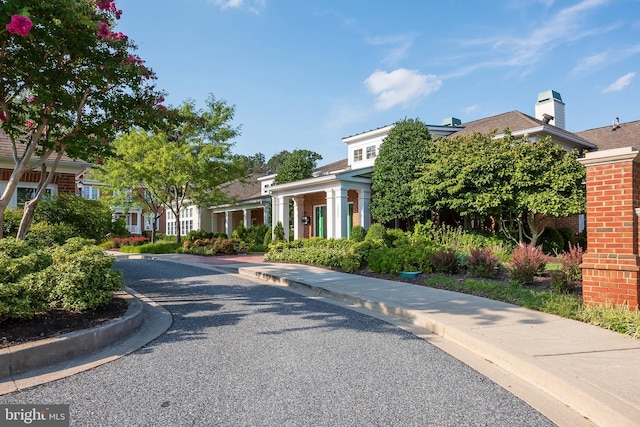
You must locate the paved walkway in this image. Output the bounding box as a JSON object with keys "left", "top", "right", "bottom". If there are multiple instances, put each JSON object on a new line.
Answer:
{"left": 147, "top": 253, "right": 640, "bottom": 427}
{"left": 3, "top": 251, "right": 639, "bottom": 426}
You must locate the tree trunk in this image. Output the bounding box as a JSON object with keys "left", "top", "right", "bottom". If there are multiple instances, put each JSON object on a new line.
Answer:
{"left": 0, "top": 124, "right": 48, "bottom": 238}
{"left": 16, "top": 153, "right": 63, "bottom": 240}
{"left": 527, "top": 211, "right": 545, "bottom": 247}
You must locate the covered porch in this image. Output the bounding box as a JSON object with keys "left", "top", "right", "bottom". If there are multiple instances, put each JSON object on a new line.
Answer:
{"left": 269, "top": 168, "right": 372, "bottom": 240}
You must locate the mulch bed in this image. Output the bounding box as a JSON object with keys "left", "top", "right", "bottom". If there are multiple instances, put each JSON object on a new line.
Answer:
{"left": 0, "top": 297, "right": 129, "bottom": 349}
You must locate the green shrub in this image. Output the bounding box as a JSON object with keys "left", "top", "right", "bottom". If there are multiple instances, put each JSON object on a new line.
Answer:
{"left": 121, "top": 241, "right": 182, "bottom": 254}
{"left": 186, "top": 230, "right": 214, "bottom": 242}
{"left": 0, "top": 237, "right": 122, "bottom": 319}
{"left": 273, "top": 222, "right": 286, "bottom": 242}
{"left": 350, "top": 225, "right": 367, "bottom": 242}
{"left": 231, "top": 221, "right": 248, "bottom": 241}
{"left": 34, "top": 193, "right": 113, "bottom": 242}
{"left": 263, "top": 230, "right": 273, "bottom": 247}
{"left": 2, "top": 208, "right": 22, "bottom": 238}
{"left": 509, "top": 243, "right": 547, "bottom": 284}
{"left": 539, "top": 227, "right": 565, "bottom": 255}
{"left": 429, "top": 249, "right": 460, "bottom": 274}
{"left": 47, "top": 244, "right": 123, "bottom": 310}
{"left": 25, "top": 221, "right": 75, "bottom": 247}
{"left": 264, "top": 244, "right": 361, "bottom": 273}
{"left": 110, "top": 217, "right": 130, "bottom": 238}
{"left": 466, "top": 248, "right": 500, "bottom": 278}
{"left": 351, "top": 240, "right": 383, "bottom": 267}
{"left": 247, "top": 224, "right": 269, "bottom": 251}
{"left": 365, "top": 223, "right": 387, "bottom": 244}
{"left": 386, "top": 228, "right": 408, "bottom": 247}
{"left": 368, "top": 242, "right": 440, "bottom": 275}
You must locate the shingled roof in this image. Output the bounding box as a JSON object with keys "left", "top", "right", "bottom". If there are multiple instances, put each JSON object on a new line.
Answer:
{"left": 219, "top": 173, "right": 265, "bottom": 202}
{"left": 575, "top": 120, "right": 640, "bottom": 151}
{"left": 450, "top": 111, "right": 544, "bottom": 137}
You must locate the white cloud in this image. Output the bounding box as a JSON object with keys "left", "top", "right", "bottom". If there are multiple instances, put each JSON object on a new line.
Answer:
{"left": 602, "top": 72, "right": 636, "bottom": 93}
{"left": 211, "top": 0, "right": 266, "bottom": 13}
{"left": 365, "top": 33, "right": 417, "bottom": 65}
{"left": 364, "top": 69, "right": 442, "bottom": 110}
{"left": 461, "top": 105, "right": 477, "bottom": 114}
{"left": 449, "top": 0, "right": 612, "bottom": 77}
{"left": 571, "top": 53, "right": 608, "bottom": 75}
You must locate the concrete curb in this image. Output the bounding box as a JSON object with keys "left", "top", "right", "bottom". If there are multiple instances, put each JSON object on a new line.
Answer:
{"left": 238, "top": 268, "right": 639, "bottom": 427}
{"left": 0, "top": 292, "right": 143, "bottom": 385}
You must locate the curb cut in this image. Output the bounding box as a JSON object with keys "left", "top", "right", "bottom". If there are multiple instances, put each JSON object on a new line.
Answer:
{"left": 0, "top": 292, "right": 143, "bottom": 388}
{"left": 238, "top": 267, "right": 639, "bottom": 427}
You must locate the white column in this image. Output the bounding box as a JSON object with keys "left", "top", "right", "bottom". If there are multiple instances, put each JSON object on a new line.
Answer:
{"left": 225, "top": 211, "right": 232, "bottom": 237}
{"left": 325, "top": 189, "right": 335, "bottom": 239}
{"left": 335, "top": 188, "right": 348, "bottom": 239}
{"left": 358, "top": 189, "right": 371, "bottom": 229}
{"left": 263, "top": 202, "right": 271, "bottom": 228}
{"left": 273, "top": 195, "right": 290, "bottom": 240}
{"left": 138, "top": 211, "right": 143, "bottom": 235}
{"left": 292, "top": 196, "right": 304, "bottom": 240}
{"left": 243, "top": 209, "right": 251, "bottom": 227}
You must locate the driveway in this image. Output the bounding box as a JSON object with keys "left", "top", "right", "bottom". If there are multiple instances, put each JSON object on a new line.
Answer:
{"left": 0, "top": 259, "right": 554, "bottom": 426}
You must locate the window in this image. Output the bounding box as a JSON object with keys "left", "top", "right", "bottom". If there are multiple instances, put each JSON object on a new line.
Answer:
{"left": 17, "top": 187, "right": 36, "bottom": 207}
{"left": 81, "top": 186, "right": 100, "bottom": 200}
{"left": 353, "top": 148, "right": 363, "bottom": 162}
{"left": 366, "top": 145, "right": 377, "bottom": 159}
{"left": 16, "top": 187, "right": 51, "bottom": 207}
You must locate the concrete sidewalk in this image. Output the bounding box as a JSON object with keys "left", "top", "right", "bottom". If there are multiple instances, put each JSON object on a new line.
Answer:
{"left": 216, "top": 261, "right": 640, "bottom": 427}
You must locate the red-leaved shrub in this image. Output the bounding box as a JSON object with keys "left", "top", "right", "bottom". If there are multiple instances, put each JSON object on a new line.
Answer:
{"left": 510, "top": 243, "right": 547, "bottom": 284}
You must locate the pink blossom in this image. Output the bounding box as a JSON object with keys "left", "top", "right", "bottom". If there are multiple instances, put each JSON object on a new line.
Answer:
{"left": 110, "top": 31, "right": 126, "bottom": 40}
{"left": 26, "top": 95, "right": 35, "bottom": 103}
{"left": 127, "top": 55, "right": 145, "bottom": 65}
{"left": 25, "top": 120, "right": 34, "bottom": 128}
{"left": 96, "top": 1, "right": 116, "bottom": 11}
{"left": 0, "top": 112, "right": 7, "bottom": 122}
{"left": 5, "top": 15, "right": 33, "bottom": 37}
{"left": 96, "top": 21, "right": 111, "bottom": 38}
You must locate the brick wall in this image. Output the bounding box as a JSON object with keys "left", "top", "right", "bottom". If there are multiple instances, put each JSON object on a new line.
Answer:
{"left": 579, "top": 149, "right": 640, "bottom": 309}
{"left": 1, "top": 168, "right": 77, "bottom": 194}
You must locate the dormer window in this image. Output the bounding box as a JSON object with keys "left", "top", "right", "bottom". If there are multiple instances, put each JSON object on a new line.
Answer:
{"left": 353, "top": 148, "right": 363, "bottom": 162}
{"left": 366, "top": 145, "right": 377, "bottom": 159}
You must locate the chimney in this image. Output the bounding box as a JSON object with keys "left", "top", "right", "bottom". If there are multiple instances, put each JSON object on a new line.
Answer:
{"left": 441, "top": 117, "right": 462, "bottom": 127}
{"left": 535, "top": 90, "right": 565, "bottom": 129}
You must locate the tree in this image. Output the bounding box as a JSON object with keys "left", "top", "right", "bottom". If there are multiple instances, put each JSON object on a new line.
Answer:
{"left": 412, "top": 131, "right": 586, "bottom": 245}
{"left": 370, "top": 118, "right": 432, "bottom": 228}
{"left": 274, "top": 149, "right": 322, "bottom": 184}
{"left": 0, "top": 0, "right": 163, "bottom": 238}
{"left": 98, "top": 95, "right": 247, "bottom": 243}
{"left": 412, "top": 131, "right": 515, "bottom": 227}
{"left": 266, "top": 150, "right": 291, "bottom": 174}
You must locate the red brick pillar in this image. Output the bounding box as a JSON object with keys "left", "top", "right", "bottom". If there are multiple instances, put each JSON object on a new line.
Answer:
{"left": 578, "top": 147, "right": 640, "bottom": 310}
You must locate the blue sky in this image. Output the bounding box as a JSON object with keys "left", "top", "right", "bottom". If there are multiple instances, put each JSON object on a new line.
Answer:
{"left": 116, "top": 0, "right": 640, "bottom": 164}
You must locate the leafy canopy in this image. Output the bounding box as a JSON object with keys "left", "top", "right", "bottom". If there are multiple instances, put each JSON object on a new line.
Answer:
{"left": 0, "top": 0, "right": 164, "bottom": 237}
{"left": 412, "top": 131, "right": 586, "bottom": 244}
{"left": 98, "top": 95, "right": 247, "bottom": 243}
{"left": 274, "top": 149, "right": 322, "bottom": 184}
{"left": 370, "top": 118, "right": 433, "bottom": 225}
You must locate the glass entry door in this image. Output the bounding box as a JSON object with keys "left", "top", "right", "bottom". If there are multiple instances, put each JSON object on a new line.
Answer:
{"left": 315, "top": 205, "right": 327, "bottom": 238}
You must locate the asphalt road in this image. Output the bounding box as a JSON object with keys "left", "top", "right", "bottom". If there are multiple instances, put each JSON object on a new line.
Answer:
{"left": 1, "top": 260, "right": 555, "bottom": 426}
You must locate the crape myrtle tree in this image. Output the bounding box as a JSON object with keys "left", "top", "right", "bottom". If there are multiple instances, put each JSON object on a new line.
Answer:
{"left": 98, "top": 95, "right": 248, "bottom": 244}
{"left": 370, "top": 118, "right": 433, "bottom": 229}
{"left": 412, "top": 130, "right": 585, "bottom": 245}
{"left": 0, "top": 0, "right": 164, "bottom": 239}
